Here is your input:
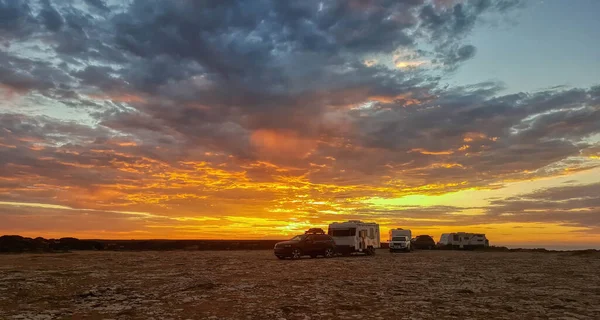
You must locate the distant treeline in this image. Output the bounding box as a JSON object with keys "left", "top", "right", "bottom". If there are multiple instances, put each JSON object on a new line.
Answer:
{"left": 0, "top": 235, "right": 284, "bottom": 253}
{"left": 0, "top": 235, "right": 104, "bottom": 253}
{"left": 1, "top": 235, "right": 598, "bottom": 254}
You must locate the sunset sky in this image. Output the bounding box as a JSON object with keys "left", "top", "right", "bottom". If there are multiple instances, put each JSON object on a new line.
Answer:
{"left": 1, "top": 0, "right": 599, "bottom": 248}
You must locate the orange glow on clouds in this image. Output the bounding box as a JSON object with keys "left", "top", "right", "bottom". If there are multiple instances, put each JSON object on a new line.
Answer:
{"left": 395, "top": 60, "right": 428, "bottom": 69}
{"left": 250, "top": 129, "right": 316, "bottom": 157}
{"left": 89, "top": 93, "right": 146, "bottom": 104}
{"left": 409, "top": 148, "right": 454, "bottom": 155}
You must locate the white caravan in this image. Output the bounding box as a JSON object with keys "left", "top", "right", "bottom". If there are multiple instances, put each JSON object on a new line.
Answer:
{"left": 388, "top": 228, "right": 412, "bottom": 252}
{"left": 438, "top": 233, "right": 452, "bottom": 247}
{"left": 438, "top": 232, "right": 489, "bottom": 249}
{"left": 327, "top": 220, "right": 380, "bottom": 255}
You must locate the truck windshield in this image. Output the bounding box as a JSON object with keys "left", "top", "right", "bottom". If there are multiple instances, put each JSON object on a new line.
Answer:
{"left": 392, "top": 237, "right": 407, "bottom": 241}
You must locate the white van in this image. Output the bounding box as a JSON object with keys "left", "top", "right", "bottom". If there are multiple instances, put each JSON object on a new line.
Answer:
{"left": 388, "top": 228, "right": 412, "bottom": 252}
{"left": 327, "top": 220, "right": 380, "bottom": 255}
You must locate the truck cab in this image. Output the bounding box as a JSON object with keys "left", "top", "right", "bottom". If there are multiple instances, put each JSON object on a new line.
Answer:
{"left": 389, "top": 228, "right": 412, "bottom": 252}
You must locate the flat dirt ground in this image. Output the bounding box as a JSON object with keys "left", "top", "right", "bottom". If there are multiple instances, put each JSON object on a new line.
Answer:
{"left": 1, "top": 250, "right": 599, "bottom": 320}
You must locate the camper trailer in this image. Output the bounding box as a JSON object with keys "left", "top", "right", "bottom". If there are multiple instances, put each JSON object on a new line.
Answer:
{"left": 438, "top": 232, "right": 489, "bottom": 249}
{"left": 388, "top": 228, "right": 412, "bottom": 252}
{"left": 438, "top": 233, "right": 451, "bottom": 247}
{"left": 327, "top": 220, "right": 380, "bottom": 255}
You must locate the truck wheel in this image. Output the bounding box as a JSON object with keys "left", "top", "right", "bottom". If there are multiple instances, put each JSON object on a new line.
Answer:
{"left": 324, "top": 248, "right": 334, "bottom": 258}
{"left": 291, "top": 248, "right": 302, "bottom": 259}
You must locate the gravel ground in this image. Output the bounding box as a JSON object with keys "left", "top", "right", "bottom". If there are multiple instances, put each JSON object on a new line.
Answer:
{"left": 1, "top": 250, "right": 599, "bottom": 320}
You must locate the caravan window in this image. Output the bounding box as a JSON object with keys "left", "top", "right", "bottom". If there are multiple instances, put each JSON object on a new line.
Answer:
{"left": 453, "top": 234, "right": 459, "bottom": 241}
{"left": 330, "top": 228, "right": 356, "bottom": 237}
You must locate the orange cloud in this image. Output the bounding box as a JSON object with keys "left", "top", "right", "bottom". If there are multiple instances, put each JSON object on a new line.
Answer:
{"left": 409, "top": 148, "right": 454, "bottom": 155}
{"left": 428, "top": 163, "right": 465, "bottom": 169}
{"left": 368, "top": 93, "right": 422, "bottom": 105}
{"left": 116, "top": 141, "right": 137, "bottom": 147}
{"left": 89, "top": 93, "right": 146, "bottom": 104}
{"left": 395, "top": 60, "right": 428, "bottom": 69}
{"left": 250, "top": 129, "right": 317, "bottom": 157}
{"left": 463, "top": 132, "right": 487, "bottom": 142}
{"left": 364, "top": 59, "right": 377, "bottom": 67}
{"left": 0, "top": 143, "right": 17, "bottom": 149}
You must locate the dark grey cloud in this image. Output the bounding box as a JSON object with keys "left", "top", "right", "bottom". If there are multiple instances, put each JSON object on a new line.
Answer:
{"left": 84, "top": 0, "right": 110, "bottom": 12}
{"left": 354, "top": 85, "right": 599, "bottom": 170}
{"left": 38, "top": 0, "right": 64, "bottom": 32}
{"left": 109, "top": 0, "right": 517, "bottom": 92}
{"left": 74, "top": 65, "right": 126, "bottom": 92}
{"left": 0, "top": 0, "right": 37, "bottom": 39}
{"left": 0, "top": 59, "right": 56, "bottom": 93}
{"left": 441, "top": 44, "right": 477, "bottom": 67}
{"left": 0, "top": 51, "right": 80, "bottom": 104}
{"left": 1, "top": 0, "right": 523, "bottom": 121}
{"left": 484, "top": 183, "right": 600, "bottom": 231}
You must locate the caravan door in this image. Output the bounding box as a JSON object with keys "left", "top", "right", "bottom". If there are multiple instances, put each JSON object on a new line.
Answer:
{"left": 358, "top": 229, "right": 368, "bottom": 250}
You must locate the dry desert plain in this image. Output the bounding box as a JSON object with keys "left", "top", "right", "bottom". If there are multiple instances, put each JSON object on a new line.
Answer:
{"left": 1, "top": 250, "right": 599, "bottom": 320}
